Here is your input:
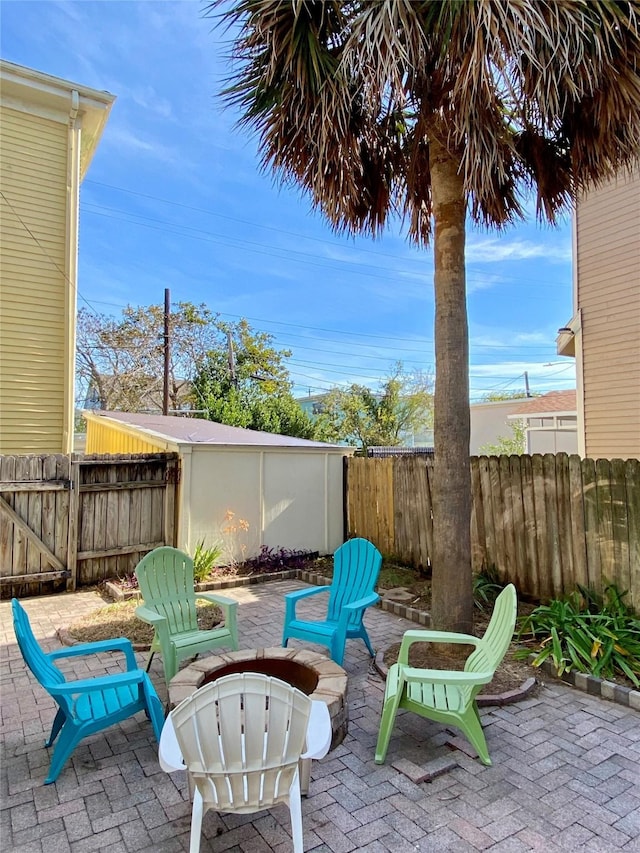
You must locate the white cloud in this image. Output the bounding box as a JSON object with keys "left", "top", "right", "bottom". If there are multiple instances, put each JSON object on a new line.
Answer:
{"left": 467, "top": 238, "right": 571, "bottom": 263}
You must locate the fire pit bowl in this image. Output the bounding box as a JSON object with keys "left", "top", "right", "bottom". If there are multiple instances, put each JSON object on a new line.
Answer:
{"left": 168, "top": 647, "right": 348, "bottom": 750}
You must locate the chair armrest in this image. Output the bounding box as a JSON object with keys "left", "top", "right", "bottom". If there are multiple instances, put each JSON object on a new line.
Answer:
{"left": 400, "top": 664, "right": 493, "bottom": 687}
{"left": 158, "top": 714, "right": 185, "bottom": 772}
{"left": 285, "top": 586, "right": 329, "bottom": 621}
{"left": 48, "top": 637, "right": 138, "bottom": 671}
{"left": 135, "top": 604, "right": 168, "bottom": 627}
{"left": 343, "top": 592, "right": 380, "bottom": 614}
{"left": 301, "top": 701, "right": 331, "bottom": 760}
{"left": 398, "top": 629, "right": 482, "bottom": 666}
{"left": 51, "top": 669, "right": 147, "bottom": 696}
{"left": 195, "top": 592, "right": 237, "bottom": 610}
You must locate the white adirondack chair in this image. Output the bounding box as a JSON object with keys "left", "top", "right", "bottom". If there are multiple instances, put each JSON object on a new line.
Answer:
{"left": 159, "top": 672, "right": 331, "bottom": 853}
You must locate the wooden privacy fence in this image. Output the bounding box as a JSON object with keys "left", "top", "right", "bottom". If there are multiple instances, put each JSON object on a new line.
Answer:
{"left": 346, "top": 453, "right": 640, "bottom": 610}
{"left": 0, "top": 453, "right": 179, "bottom": 597}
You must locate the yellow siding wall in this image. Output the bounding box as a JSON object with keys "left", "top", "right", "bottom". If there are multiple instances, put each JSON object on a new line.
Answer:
{"left": 0, "top": 107, "right": 69, "bottom": 453}
{"left": 85, "top": 418, "right": 165, "bottom": 454}
{"left": 576, "top": 172, "right": 640, "bottom": 460}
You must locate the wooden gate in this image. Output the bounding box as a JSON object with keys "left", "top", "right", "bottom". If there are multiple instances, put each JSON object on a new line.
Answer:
{"left": 0, "top": 453, "right": 179, "bottom": 597}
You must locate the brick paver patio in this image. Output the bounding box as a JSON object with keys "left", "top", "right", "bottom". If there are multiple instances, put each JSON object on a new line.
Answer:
{"left": 1, "top": 581, "right": 639, "bottom": 852}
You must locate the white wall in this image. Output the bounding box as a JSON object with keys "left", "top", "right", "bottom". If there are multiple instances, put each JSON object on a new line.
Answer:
{"left": 469, "top": 399, "right": 529, "bottom": 455}
{"left": 183, "top": 446, "right": 347, "bottom": 564}
{"left": 527, "top": 429, "right": 578, "bottom": 455}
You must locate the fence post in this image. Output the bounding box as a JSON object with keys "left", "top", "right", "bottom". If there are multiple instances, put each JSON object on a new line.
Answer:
{"left": 66, "top": 456, "right": 80, "bottom": 591}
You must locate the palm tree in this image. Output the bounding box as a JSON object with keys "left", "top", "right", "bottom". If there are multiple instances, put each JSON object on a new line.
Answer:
{"left": 209, "top": 0, "right": 640, "bottom": 633}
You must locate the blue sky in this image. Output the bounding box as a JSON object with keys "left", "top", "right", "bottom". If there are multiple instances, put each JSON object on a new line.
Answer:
{"left": 2, "top": 0, "right": 577, "bottom": 403}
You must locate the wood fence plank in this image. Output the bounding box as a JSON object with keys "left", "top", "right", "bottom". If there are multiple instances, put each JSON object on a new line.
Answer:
{"left": 423, "top": 457, "right": 434, "bottom": 569}
{"left": 26, "top": 456, "right": 44, "bottom": 574}
{"left": 596, "top": 458, "right": 615, "bottom": 586}
{"left": 54, "top": 455, "right": 70, "bottom": 589}
{"left": 0, "top": 456, "right": 15, "bottom": 575}
{"left": 509, "top": 455, "right": 527, "bottom": 592}
{"left": 12, "top": 457, "right": 29, "bottom": 580}
{"left": 543, "top": 454, "right": 563, "bottom": 599}
{"left": 555, "top": 453, "right": 574, "bottom": 596}
{"left": 470, "top": 458, "right": 485, "bottom": 573}
{"left": 531, "top": 454, "right": 549, "bottom": 600}
{"left": 625, "top": 459, "right": 640, "bottom": 613}
{"left": 478, "top": 457, "right": 496, "bottom": 574}
{"left": 67, "top": 458, "right": 79, "bottom": 591}
{"left": 568, "top": 455, "right": 588, "bottom": 593}
{"left": 520, "top": 454, "right": 539, "bottom": 600}
{"left": 499, "top": 455, "right": 516, "bottom": 581}
{"left": 489, "top": 456, "right": 507, "bottom": 576}
{"left": 582, "top": 457, "right": 602, "bottom": 591}
{"left": 610, "top": 458, "right": 630, "bottom": 597}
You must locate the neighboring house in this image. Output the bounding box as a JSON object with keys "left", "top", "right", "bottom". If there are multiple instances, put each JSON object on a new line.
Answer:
{"left": 469, "top": 398, "right": 529, "bottom": 455}
{"left": 557, "top": 169, "right": 640, "bottom": 459}
{"left": 0, "top": 61, "right": 114, "bottom": 454}
{"left": 508, "top": 390, "right": 578, "bottom": 455}
{"left": 83, "top": 410, "right": 351, "bottom": 562}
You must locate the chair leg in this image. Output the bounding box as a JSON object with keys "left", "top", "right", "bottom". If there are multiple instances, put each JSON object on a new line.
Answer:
{"left": 189, "top": 787, "right": 204, "bottom": 853}
{"left": 459, "top": 704, "right": 492, "bottom": 766}
{"left": 299, "top": 757, "right": 311, "bottom": 796}
{"left": 46, "top": 708, "right": 67, "bottom": 747}
{"left": 330, "top": 635, "right": 346, "bottom": 666}
{"left": 145, "top": 651, "right": 155, "bottom": 672}
{"left": 45, "top": 726, "right": 82, "bottom": 784}
{"left": 289, "top": 771, "right": 304, "bottom": 853}
{"left": 374, "top": 667, "right": 403, "bottom": 765}
{"left": 361, "top": 627, "right": 375, "bottom": 658}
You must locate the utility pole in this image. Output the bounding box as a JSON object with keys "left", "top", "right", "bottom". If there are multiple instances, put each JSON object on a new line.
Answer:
{"left": 163, "top": 288, "right": 170, "bottom": 415}
{"left": 524, "top": 370, "right": 531, "bottom": 398}
{"left": 227, "top": 330, "right": 238, "bottom": 389}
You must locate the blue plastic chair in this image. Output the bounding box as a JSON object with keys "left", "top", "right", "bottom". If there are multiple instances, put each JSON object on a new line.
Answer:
{"left": 282, "top": 538, "right": 383, "bottom": 665}
{"left": 11, "top": 598, "right": 165, "bottom": 785}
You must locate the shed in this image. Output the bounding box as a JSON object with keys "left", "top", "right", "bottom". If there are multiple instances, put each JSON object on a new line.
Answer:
{"left": 84, "top": 411, "right": 353, "bottom": 563}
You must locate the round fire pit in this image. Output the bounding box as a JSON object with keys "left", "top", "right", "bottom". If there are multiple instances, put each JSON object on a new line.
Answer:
{"left": 168, "top": 647, "right": 348, "bottom": 750}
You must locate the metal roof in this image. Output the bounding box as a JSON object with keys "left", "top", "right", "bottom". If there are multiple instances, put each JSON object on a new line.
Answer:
{"left": 91, "top": 411, "right": 348, "bottom": 450}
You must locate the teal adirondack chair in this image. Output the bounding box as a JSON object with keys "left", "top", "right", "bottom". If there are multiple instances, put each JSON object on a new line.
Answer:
{"left": 135, "top": 546, "right": 239, "bottom": 686}
{"left": 282, "top": 538, "right": 383, "bottom": 665}
{"left": 375, "top": 583, "right": 517, "bottom": 766}
{"left": 11, "top": 598, "right": 164, "bottom": 785}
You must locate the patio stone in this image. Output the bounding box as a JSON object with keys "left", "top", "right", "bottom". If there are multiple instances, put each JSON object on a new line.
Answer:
{"left": 1, "top": 580, "right": 639, "bottom": 852}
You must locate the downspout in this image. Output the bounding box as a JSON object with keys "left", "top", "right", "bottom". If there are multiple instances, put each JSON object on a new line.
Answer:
{"left": 63, "top": 90, "right": 81, "bottom": 455}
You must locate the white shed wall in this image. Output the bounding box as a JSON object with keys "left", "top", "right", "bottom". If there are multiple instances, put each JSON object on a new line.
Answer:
{"left": 184, "top": 446, "right": 346, "bottom": 563}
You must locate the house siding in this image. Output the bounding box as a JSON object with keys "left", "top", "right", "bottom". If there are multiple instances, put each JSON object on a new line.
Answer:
{"left": 0, "top": 107, "right": 70, "bottom": 453}
{"left": 576, "top": 171, "right": 640, "bottom": 459}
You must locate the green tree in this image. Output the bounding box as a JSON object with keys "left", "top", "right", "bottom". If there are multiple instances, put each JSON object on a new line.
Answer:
{"left": 192, "top": 319, "right": 317, "bottom": 439}
{"left": 211, "top": 1, "right": 640, "bottom": 633}
{"left": 316, "top": 365, "right": 433, "bottom": 450}
{"left": 479, "top": 421, "right": 527, "bottom": 456}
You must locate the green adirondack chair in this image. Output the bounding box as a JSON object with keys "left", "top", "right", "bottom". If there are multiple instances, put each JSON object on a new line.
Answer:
{"left": 135, "top": 546, "right": 239, "bottom": 686}
{"left": 375, "top": 583, "right": 517, "bottom": 766}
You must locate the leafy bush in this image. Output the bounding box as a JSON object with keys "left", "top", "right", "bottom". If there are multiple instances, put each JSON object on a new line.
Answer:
{"left": 515, "top": 584, "right": 640, "bottom": 687}
{"left": 193, "top": 539, "right": 223, "bottom": 583}
{"left": 473, "top": 567, "right": 504, "bottom": 611}
{"left": 244, "top": 546, "right": 317, "bottom": 573}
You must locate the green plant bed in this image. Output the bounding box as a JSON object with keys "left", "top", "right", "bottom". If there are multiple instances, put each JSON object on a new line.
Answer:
{"left": 65, "top": 599, "right": 222, "bottom": 647}
{"left": 515, "top": 584, "right": 640, "bottom": 688}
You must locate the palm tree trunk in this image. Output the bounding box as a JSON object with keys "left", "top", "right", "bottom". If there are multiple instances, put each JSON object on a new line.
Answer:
{"left": 428, "top": 122, "right": 473, "bottom": 635}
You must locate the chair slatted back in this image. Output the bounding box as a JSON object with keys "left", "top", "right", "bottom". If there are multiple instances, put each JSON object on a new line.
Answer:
{"left": 465, "top": 584, "right": 518, "bottom": 676}
{"left": 327, "top": 538, "right": 382, "bottom": 627}
{"left": 171, "top": 673, "right": 311, "bottom": 812}
{"left": 135, "top": 547, "right": 199, "bottom": 634}
{"left": 12, "top": 599, "right": 68, "bottom": 705}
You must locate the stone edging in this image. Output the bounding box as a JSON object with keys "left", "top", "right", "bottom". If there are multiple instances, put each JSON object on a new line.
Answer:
{"left": 373, "top": 649, "right": 538, "bottom": 707}
{"left": 530, "top": 655, "right": 640, "bottom": 712}
{"left": 96, "top": 568, "right": 639, "bottom": 711}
